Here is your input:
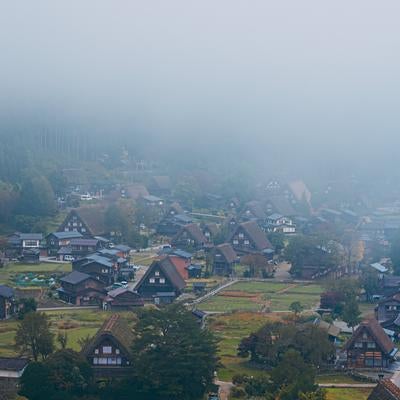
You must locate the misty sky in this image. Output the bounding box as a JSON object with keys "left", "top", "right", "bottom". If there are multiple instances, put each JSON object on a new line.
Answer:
{"left": 1, "top": 1, "right": 400, "bottom": 174}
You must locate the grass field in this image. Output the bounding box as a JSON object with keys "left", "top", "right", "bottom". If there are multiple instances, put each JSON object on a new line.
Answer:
{"left": 199, "top": 281, "right": 323, "bottom": 313}
{"left": 0, "top": 309, "right": 137, "bottom": 357}
{"left": 325, "top": 388, "right": 372, "bottom": 400}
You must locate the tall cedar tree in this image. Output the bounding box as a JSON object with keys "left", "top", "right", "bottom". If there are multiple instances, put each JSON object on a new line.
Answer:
{"left": 130, "top": 305, "right": 219, "bottom": 400}
{"left": 15, "top": 312, "right": 54, "bottom": 361}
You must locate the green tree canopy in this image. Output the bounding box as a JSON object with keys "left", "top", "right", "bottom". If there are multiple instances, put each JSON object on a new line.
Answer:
{"left": 15, "top": 312, "right": 54, "bottom": 361}
{"left": 130, "top": 304, "right": 219, "bottom": 400}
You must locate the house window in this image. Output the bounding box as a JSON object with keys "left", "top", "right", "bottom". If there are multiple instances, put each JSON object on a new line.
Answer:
{"left": 98, "top": 357, "right": 108, "bottom": 365}
{"left": 65, "top": 228, "right": 69, "bottom": 232}
{"left": 233, "top": 240, "right": 239, "bottom": 245}
{"left": 103, "top": 346, "right": 112, "bottom": 354}
{"left": 24, "top": 240, "right": 38, "bottom": 247}
{"left": 160, "top": 278, "right": 165, "bottom": 284}
{"left": 95, "top": 349, "right": 99, "bottom": 354}
{"left": 238, "top": 233, "right": 244, "bottom": 239}
{"left": 244, "top": 240, "right": 250, "bottom": 245}
{"left": 149, "top": 278, "right": 155, "bottom": 283}
{"left": 102, "top": 269, "right": 108, "bottom": 274}
{"left": 155, "top": 271, "right": 160, "bottom": 276}
{"left": 93, "top": 357, "right": 98, "bottom": 365}
{"left": 81, "top": 228, "right": 86, "bottom": 233}
{"left": 116, "top": 349, "right": 120, "bottom": 355}
{"left": 354, "top": 342, "right": 363, "bottom": 348}
{"left": 367, "top": 342, "right": 376, "bottom": 349}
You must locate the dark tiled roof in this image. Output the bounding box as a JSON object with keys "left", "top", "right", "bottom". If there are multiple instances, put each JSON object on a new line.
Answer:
{"left": 0, "top": 357, "right": 29, "bottom": 371}
{"left": 215, "top": 243, "right": 237, "bottom": 264}
{"left": 143, "top": 195, "right": 163, "bottom": 203}
{"left": 70, "top": 238, "right": 99, "bottom": 247}
{"left": 19, "top": 233, "right": 43, "bottom": 240}
{"left": 60, "top": 271, "right": 91, "bottom": 285}
{"left": 368, "top": 380, "right": 400, "bottom": 400}
{"left": 345, "top": 318, "right": 396, "bottom": 355}
{"left": 82, "top": 314, "right": 135, "bottom": 358}
{"left": 0, "top": 285, "right": 14, "bottom": 298}
{"left": 49, "top": 231, "right": 83, "bottom": 240}
{"left": 113, "top": 244, "right": 131, "bottom": 253}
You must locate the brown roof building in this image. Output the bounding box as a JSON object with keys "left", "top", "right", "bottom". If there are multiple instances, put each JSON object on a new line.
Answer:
{"left": 171, "top": 223, "right": 208, "bottom": 250}
{"left": 135, "top": 258, "right": 186, "bottom": 304}
{"left": 368, "top": 379, "right": 400, "bottom": 400}
{"left": 82, "top": 314, "right": 135, "bottom": 378}
{"left": 344, "top": 318, "right": 398, "bottom": 368}
{"left": 229, "top": 221, "right": 273, "bottom": 255}
{"left": 58, "top": 206, "right": 107, "bottom": 237}
{"left": 213, "top": 243, "right": 237, "bottom": 276}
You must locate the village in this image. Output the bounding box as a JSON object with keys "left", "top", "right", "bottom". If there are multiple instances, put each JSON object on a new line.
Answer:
{"left": 1, "top": 171, "right": 400, "bottom": 400}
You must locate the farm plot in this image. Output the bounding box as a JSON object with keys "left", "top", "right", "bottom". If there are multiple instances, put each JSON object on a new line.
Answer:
{"left": 199, "top": 281, "right": 323, "bottom": 313}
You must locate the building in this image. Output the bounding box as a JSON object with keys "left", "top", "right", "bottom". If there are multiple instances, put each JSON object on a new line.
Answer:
{"left": 135, "top": 258, "right": 186, "bottom": 304}
{"left": 229, "top": 221, "right": 273, "bottom": 255}
{"left": 141, "top": 194, "right": 164, "bottom": 207}
{"left": 82, "top": 314, "right": 134, "bottom": 378}
{"left": 58, "top": 206, "right": 107, "bottom": 237}
{"left": 241, "top": 201, "right": 266, "bottom": 223}
{"left": 368, "top": 379, "right": 400, "bottom": 400}
{"left": 0, "top": 357, "right": 29, "bottom": 400}
{"left": 265, "top": 195, "right": 297, "bottom": 217}
{"left": 103, "top": 287, "right": 144, "bottom": 310}
{"left": 57, "top": 271, "right": 106, "bottom": 305}
{"left": 202, "top": 223, "right": 219, "bottom": 244}
{"left": 157, "top": 213, "right": 193, "bottom": 236}
{"left": 72, "top": 254, "right": 117, "bottom": 285}
{"left": 344, "top": 318, "right": 398, "bottom": 368}
{"left": 18, "top": 249, "right": 40, "bottom": 264}
{"left": 213, "top": 243, "right": 237, "bottom": 276}
{"left": 171, "top": 224, "right": 208, "bottom": 250}
{"left": 6, "top": 233, "right": 45, "bottom": 258}
{"left": 265, "top": 213, "right": 296, "bottom": 234}
{"left": 46, "top": 231, "right": 83, "bottom": 256}
{"left": 0, "top": 285, "right": 15, "bottom": 320}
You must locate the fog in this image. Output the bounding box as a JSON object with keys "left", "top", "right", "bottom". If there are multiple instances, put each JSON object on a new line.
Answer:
{"left": 1, "top": 1, "right": 400, "bottom": 178}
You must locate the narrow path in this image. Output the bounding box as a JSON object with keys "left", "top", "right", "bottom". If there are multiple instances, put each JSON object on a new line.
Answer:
{"left": 190, "top": 279, "right": 239, "bottom": 305}
{"left": 318, "top": 383, "right": 376, "bottom": 388}
{"left": 215, "top": 380, "right": 233, "bottom": 400}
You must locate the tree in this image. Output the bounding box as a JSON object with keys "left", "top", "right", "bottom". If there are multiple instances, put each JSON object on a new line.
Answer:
{"left": 360, "top": 269, "right": 380, "bottom": 302}
{"left": 57, "top": 332, "right": 68, "bottom": 349}
{"left": 289, "top": 301, "right": 304, "bottom": 319}
{"left": 267, "top": 232, "right": 285, "bottom": 254}
{"left": 391, "top": 232, "right": 400, "bottom": 275}
{"left": 17, "top": 297, "right": 37, "bottom": 320}
{"left": 271, "top": 349, "right": 317, "bottom": 400}
{"left": 19, "top": 362, "right": 56, "bottom": 400}
{"left": 130, "top": 304, "right": 219, "bottom": 400}
{"left": 19, "top": 350, "right": 92, "bottom": 400}
{"left": 17, "top": 171, "right": 56, "bottom": 217}
{"left": 342, "top": 298, "right": 361, "bottom": 332}
{"left": 15, "top": 312, "right": 54, "bottom": 361}
{"left": 238, "top": 322, "right": 334, "bottom": 368}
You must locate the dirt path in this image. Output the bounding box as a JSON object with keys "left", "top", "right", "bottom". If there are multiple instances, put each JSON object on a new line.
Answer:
{"left": 215, "top": 380, "right": 233, "bottom": 400}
